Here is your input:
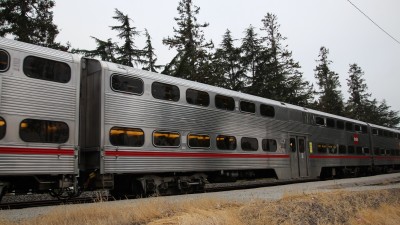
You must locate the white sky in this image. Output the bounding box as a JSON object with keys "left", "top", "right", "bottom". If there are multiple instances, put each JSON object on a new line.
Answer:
{"left": 53, "top": 0, "right": 400, "bottom": 111}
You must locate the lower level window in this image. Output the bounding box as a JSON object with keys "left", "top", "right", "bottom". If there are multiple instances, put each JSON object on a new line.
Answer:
{"left": 0, "top": 117, "right": 5, "bottom": 140}
{"left": 153, "top": 131, "right": 180, "bottom": 147}
{"left": 216, "top": 135, "right": 236, "bottom": 150}
{"left": 20, "top": 119, "right": 69, "bottom": 143}
{"left": 110, "top": 127, "right": 144, "bottom": 147}
{"left": 241, "top": 137, "right": 258, "bottom": 151}
{"left": 188, "top": 134, "right": 210, "bottom": 148}
{"left": 262, "top": 139, "right": 277, "bottom": 152}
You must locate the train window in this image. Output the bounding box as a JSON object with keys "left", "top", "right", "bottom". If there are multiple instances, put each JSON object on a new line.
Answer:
{"left": 241, "top": 137, "right": 258, "bottom": 151}
{"left": 186, "top": 89, "right": 209, "bottom": 107}
{"left": 317, "top": 144, "right": 327, "bottom": 154}
{"left": 372, "top": 129, "right": 378, "bottom": 135}
{"left": 216, "top": 135, "right": 236, "bottom": 150}
{"left": 378, "top": 129, "right": 383, "bottom": 136}
{"left": 354, "top": 125, "right": 362, "bottom": 133}
{"left": 290, "top": 138, "right": 297, "bottom": 152}
{"left": 315, "top": 117, "right": 325, "bottom": 126}
{"left": 240, "top": 101, "right": 255, "bottom": 114}
{"left": 262, "top": 139, "right": 277, "bottom": 152}
{"left": 20, "top": 119, "right": 69, "bottom": 143}
{"left": 111, "top": 74, "right": 143, "bottom": 95}
{"left": 345, "top": 122, "right": 353, "bottom": 131}
{"left": 188, "top": 134, "right": 210, "bottom": 148}
{"left": 361, "top": 126, "right": 368, "bottom": 134}
{"left": 380, "top": 148, "right": 386, "bottom": 155}
{"left": 299, "top": 139, "right": 305, "bottom": 153}
{"left": 348, "top": 146, "right": 355, "bottom": 154}
{"left": 109, "top": 127, "right": 144, "bottom": 147}
{"left": 0, "top": 49, "right": 10, "bottom": 72}
{"left": 152, "top": 82, "right": 180, "bottom": 102}
{"left": 327, "top": 144, "right": 337, "bottom": 154}
{"left": 23, "top": 56, "right": 71, "bottom": 83}
{"left": 339, "top": 145, "right": 346, "bottom": 154}
{"left": 383, "top": 130, "right": 388, "bottom": 137}
{"left": 0, "top": 117, "right": 6, "bottom": 140}
{"left": 356, "top": 146, "right": 363, "bottom": 155}
{"left": 215, "top": 95, "right": 235, "bottom": 111}
{"left": 260, "top": 104, "right": 275, "bottom": 117}
{"left": 364, "top": 147, "right": 370, "bottom": 155}
{"left": 153, "top": 131, "right": 180, "bottom": 147}
{"left": 374, "top": 147, "right": 380, "bottom": 155}
{"left": 385, "top": 149, "right": 391, "bottom": 156}
{"left": 326, "top": 118, "right": 335, "bottom": 128}
{"left": 336, "top": 120, "right": 345, "bottom": 130}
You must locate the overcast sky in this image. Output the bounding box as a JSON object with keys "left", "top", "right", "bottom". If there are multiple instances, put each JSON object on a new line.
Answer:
{"left": 53, "top": 0, "right": 400, "bottom": 111}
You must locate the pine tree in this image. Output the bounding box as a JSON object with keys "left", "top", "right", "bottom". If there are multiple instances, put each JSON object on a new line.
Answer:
{"left": 0, "top": 0, "right": 68, "bottom": 50}
{"left": 139, "top": 29, "right": 162, "bottom": 72}
{"left": 314, "top": 47, "right": 344, "bottom": 115}
{"left": 72, "top": 36, "right": 117, "bottom": 62}
{"left": 213, "top": 29, "right": 246, "bottom": 91}
{"left": 111, "top": 8, "right": 141, "bottom": 67}
{"left": 162, "top": 0, "right": 214, "bottom": 84}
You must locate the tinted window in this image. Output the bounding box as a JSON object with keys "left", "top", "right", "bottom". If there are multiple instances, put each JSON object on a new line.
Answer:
{"left": 336, "top": 120, "right": 345, "bottom": 130}
{"left": 299, "top": 139, "right": 305, "bottom": 153}
{"left": 240, "top": 101, "right": 255, "bottom": 113}
{"left": 153, "top": 131, "right": 180, "bottom": 147}
{"left": 354, "top": 125, "right": 362, "bottom": 133}
{"left": 326, "top": 118, "right": 335, "bottom": 128}
{"left": 109, "top": 127, "right": 144, "bottom": 147}
{"left": 316, "top": 117, "right": 325, "bottom": 126}
{"left": 356, "top": 146, "right": 363, "bottom": 155}
{"left": 339, "top": 145, "right": 346, "bottom": 154}
{"left": 372, "top": 129, "right": 378, "bottom": 135}
{"left": 345, "top": 122, "right": 353, "bottom": 131}
{"left": 188, "top": 134, "right": 210, "bottom": 148}
{"left": 260, "top": 104, "right": 275, "bottom": 117}
{"left": 216, "top": 135, "right": 236, "bottom": 150}
{"left": 0, "top": 117, "right": 5, "bottom": 140}
{"left": 241, "top": 137, "right": 258, "bottom": 151}
{"left": 378, "top": 129, "right": 383, "bottom": 136}
{"left": 327, "top": 144, "right": 337, "bottom": 154}
{"left": 290, "top": 138, "right": 296, "bottom": 152}
{"left": 20, "top": 119, "right": 69, "bottom": 143}
{"left": 364, "top": 147, "right": 370, "bottom": 155}
{"left": 374, "top": 147, "right": 380, "bottom": 155}
{"left": 317, "top": 144, "right": 327, "bottom": 153}
{"left": 111, "top": 74, "right": 143, "bottom": 95}
{"left": 215, "top": 95, "right": 235, "bottom": 111}
{"left": 23, "top": 56, "right": 71, "bottom": 83}
{"left": 362, "top": 126, "right": 368, "bottom": 134}
{"left": 186, "top": 89, "right": 209, "bottom": 107}
{"left": 0, "top": 50, "right": 10, "bottom": 72}
{"left": 152, "top": 82, "right": 180, "bottom": 102}
{"left": 348, "top": 146, "right": 355, "bottom": 154}
{"left": 262, "top": 139, "right": 277, "bottom": 152}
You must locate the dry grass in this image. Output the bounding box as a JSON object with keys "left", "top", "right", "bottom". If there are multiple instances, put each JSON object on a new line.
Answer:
{"left": 1, "top": 189, "right": 399, "bottom": 225}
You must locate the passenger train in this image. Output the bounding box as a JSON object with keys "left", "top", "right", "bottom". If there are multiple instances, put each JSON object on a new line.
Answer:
{"left": 0, "top": 37, "right": 399, "bottom": 199}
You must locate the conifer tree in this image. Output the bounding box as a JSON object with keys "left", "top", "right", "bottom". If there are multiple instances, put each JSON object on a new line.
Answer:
{"left": 139, "top": 29, "right": 162, "bottom": 72}
{"left": 0, "top": 0, "right": 68, "bottom": 50}
{"left": 314, "top": 47, "right": 344, "bottom": 115}
{"left": 162, "top": 0, "right": 214, "bottom": 84}
{"left": 213, "top": 29, "right": 246, "bottom": 91}
{"left": 111, "top": 8, "right": 141, "bottom": 67}
{"left": 72, "top": 36, "right": 117, "bottom": 62}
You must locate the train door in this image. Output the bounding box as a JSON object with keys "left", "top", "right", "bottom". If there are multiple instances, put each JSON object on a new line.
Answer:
{"left": 289, "top": 136, "right": 309, "bottom": 178}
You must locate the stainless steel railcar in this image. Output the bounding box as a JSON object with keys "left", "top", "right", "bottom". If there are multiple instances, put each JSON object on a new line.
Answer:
{"left": 0, "top": 38, "right": 399, "bottom": 198}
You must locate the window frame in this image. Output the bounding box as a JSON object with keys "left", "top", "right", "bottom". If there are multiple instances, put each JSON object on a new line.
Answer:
{"left": 152, "top": 130, "right": 181, "bottom": 148}
{"left": 262, "top": 139, "right": 278, "bottom": 152}
{"left": 0, "top": 117, "right": 6, "bottom": 140}
{"left": 109, "top": 127, "right": 145, "bottom": 147}
{"left": 239, "top": 100, "right": 256, "bottom": 114}
{"left": 19, "top": 119, "right": 69, "bottom": 143}
{"left": 336, "top": 120, "right": 345, "bottom": 130}
{"left": 241, "top": 137, "right": 259, "bottom": 151}
{"left": 151, "top": 82, "right": 180, "bottom": 102}
{"left": 260, "top": 104, "right": 275, "bottom": 118}
{"left": 187, "top": 133, "right": 211, "bottom": 149}
{"left": 315, "top": 117, "right": 325, "bottom": 126}
{"left": 186, "top": 88, "right": 210, "bottom": 107}
{"left": 23, "top": 55, "right": 71, "bottom": 83}
{"left": 110, "top": 74, "right": 144, "bottom": 95}
{"left": 0, "top": 49, "right": 10, "bottom": 72}
{"left": 216, "top": 135, "right": 237, "bottom": 150}
{"left": 326, "top": 118, "right": 335, "bottom": 128}
{"left": 215, "top": 94, "right": 235, "bottom": 111}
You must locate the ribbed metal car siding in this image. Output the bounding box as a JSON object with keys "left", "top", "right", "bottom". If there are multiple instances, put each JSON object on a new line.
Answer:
{"left": 0, "top": 154, "right": 75, "bottom": 175}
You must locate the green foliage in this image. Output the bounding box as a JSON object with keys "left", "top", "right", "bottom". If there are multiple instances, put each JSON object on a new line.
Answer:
{"left": 0, "top": 0, "right": 68, "bottom": 50}
{"left": 139, "top": 29, "right": 162, "bottom": 72}
{"left": 72, "top": 36, "right": 117, "bottom": 62}
{"left": 162, "top": 0, "right": 214, "bottom": 84}
{"left": 314, "top": 46, "right": 344, "bottom": 115}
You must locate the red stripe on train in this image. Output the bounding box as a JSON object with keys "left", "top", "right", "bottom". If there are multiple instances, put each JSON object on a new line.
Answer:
{"left": 309, "top": 155, "right": 371, "bottom": 159}
{"left": 105, "top": 150, "right": 290, "bottom": 159}
{"left": 0, "top": 147, "right": 74, "bottom": 156}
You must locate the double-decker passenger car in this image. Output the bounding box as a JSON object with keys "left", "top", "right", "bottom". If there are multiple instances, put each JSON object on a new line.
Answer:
{"left": 0, "top": 38, "right": 399, "bottom": 198}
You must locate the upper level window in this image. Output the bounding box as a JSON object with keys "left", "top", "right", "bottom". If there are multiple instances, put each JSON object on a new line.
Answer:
{"left": 316, "top": 117, "right": 325, "bottom": 126}
{"left": 186, "top": 89, "right": 209, "bottom": 107}
{"left": 153, "top": 131, "right": 180, "bottom": 147}
{"left": 20, "top": 119, "right": 69, "bottom": 143}
{"left": 216, "top": 135, "right": 236, "bottom": 150}
{"left": 326, "top": 118, "right": 335, "bottom": 128}
{"left": 215, "top": 95, "right": 235, "bottom": 111}
{"left": 0, "top": 49, "right": 10, "bottom": 72}
{"left": 0, "top": 117, "right": 6, "bottom": 140}
{"left": 372, "top": 129, "right": 378, "bottom": 135}
{"left": 262, "top": 139, "right": 277, "bottom": 152}
{"left": 241, "top": 137, "right": 258, "bottom": 151}
{"left": 109, "top": 127, "right": 144, "bottom": 147}
{"left": 345, "top": 122, "right": 353, "bottom": 131}
{"left": 354, "top": 125, "right": 362, "bottom": 133}
{"left": 188, "top": 134, "right": 210, "bottom": 148}
{"left": 336, "top": 120, "right": 345, "bottom": 130}
{"left": 111, "top": 74, "right": 143, "bottom": 95}
{"left": 152, "top": 82, "right": 180, "bottom": 102}
{"left": 260, "top": 104, "right": 275, "bottom": 117}
{"left": 240, "top": 101, "right": 255, "bottom": 113}
{"left": 362, "top": 126, "right": 368, "bottom": 134}
{"left": 23, "top": 56, "right": 71, "bottom": 83}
